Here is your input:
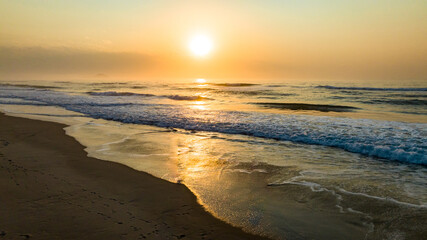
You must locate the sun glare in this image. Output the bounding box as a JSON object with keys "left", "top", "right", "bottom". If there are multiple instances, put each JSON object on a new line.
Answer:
{"left": 195, "top": 78, "right": 206, "bottom": 83}
{"left": 189, "top": 35, "right": 213, "bottom": 57}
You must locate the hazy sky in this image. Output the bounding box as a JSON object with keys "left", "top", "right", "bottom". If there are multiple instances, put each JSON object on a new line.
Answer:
{"left": 1, "top": 0, "right": 427, "bottom": 81}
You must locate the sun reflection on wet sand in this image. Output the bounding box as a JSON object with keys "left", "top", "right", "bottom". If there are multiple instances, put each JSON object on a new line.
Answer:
{"left": 26, "top": 113, "right": 424, "bottom": 240}
{"left": 176, "top": 135, "right": 224, "bottom": 179}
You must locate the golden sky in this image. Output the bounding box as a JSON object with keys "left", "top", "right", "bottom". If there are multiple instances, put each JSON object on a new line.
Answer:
{"left": 1, "top": 0, "right": 427, "bottom": 81}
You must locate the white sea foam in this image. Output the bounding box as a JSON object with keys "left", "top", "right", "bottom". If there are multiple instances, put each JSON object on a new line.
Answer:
{"left": 269, "top": 177, "right": 427, "bottom": 209}
{"left": 225, "top": 169, "right": 268, "bottom": 174}
{"left": 0, "top": 86, "right": 425, "bottom": 165}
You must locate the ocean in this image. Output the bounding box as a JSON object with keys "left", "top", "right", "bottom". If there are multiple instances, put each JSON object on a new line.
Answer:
{"left": 0, "top": 79, "right": 426, "bottom": 239}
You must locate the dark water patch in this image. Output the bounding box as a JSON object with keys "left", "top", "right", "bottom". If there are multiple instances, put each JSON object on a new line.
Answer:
{"left": 257, "top": 96, "right": 279, "bottom": 100}
{"left": 338, "top": 90, "right": 367, "bottom": 95}
{"left": 329, "top": 95, "right": 367, "bottom": 101}
{"left": 215, "top": 90, "right": 267, "bottom": 96}
{"left": 0, "top": 83, "right": 61, "bottom": 89}
{"left": 392, "top": 110, "right": 427, "bottom": 115}
{"left": 165, "top": 95, "right": 211, "bottom": 101}
{"left": 215, "top": 90, "right": 296, "bottom": 97}
{"left": 317, "top": 85, "right": 427, "bottom": 92}
{"left": 330, "top": 96, "right": 346, "bottom": 100}
{"left": 362, "top": 99, "right": 427, "bottom": 106}
{"left": 89, "top": 82, "right": 129, "bottom": 85}
{"left": 87, "top": 91, "right": 155, "bottom": 97}
{"left": 130, "top": 86, "right": 147, "bottom": 89}
{"left": 384, "top": 93, "right": 427, "bottom": 98}
{"left": 253, "top": 102, "right": 359, "bottom": 112}
{"left": 54, "top": 81, "right": 72, "bottom": 84}
{"left": 0, "top": 102, "right": 49, "bottom": 106}
{"left": 17, "top": 112, "right": 83, "bottom": 118}
{"left": 395, "top": 111, "right": 427, "bottom": 115}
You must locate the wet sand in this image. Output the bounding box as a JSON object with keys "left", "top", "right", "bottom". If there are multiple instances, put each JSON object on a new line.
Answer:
{"left": 0, "top": 113, "right": 268, "bottom": 240}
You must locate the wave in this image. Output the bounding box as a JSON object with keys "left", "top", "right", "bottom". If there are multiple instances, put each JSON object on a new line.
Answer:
{"left": 89, "top": 82, "right": 129, "bottom": 85}
{"left": 0, "top": 86, "right": 425, "bottom": 165}
{"left": 269, "top": 179, "right": 426, "bottom": 209}
{"left": 130, "top": 86, "right": 147, "bottom": 89}
{"left": 317, "top": 85, "right": 427, "bottom": 92}
{"left": 165, "top": 95, "right": 209, "bottom": 101}
{"left": 88, "top": 91, "right": 155, "bottom": 97}
{"left": 176, "top": 87, "right": 216, "bottom": 91}
{"left": 0, "top": 83, "right": 61, "bottom": 90}
{"left": 384, "top": 93, "right": 427, "bottom": 98}
{"left": 253, "top": 102, "right": 359, "bottom": 112}
{"left": 177, "top": 86, "right": 296, "bottom": 98}
{"left": 221, "top": 90, "right": 268, "bottom": 96}
{"left": 362, "top": 99, "right": 427, "bottom": 106}
{"left": 54, "top": 81, "right": 72, "bottom": 84}
{"left": 216, "top": 90, "right": 295, "bottom": 97}
{"left": 87, "top": 91, "right": 209, "bottom": 101}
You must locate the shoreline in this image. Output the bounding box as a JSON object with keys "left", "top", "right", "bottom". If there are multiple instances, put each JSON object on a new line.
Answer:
{"left": 0, "top": 113, "right": 269, "bottom": 240}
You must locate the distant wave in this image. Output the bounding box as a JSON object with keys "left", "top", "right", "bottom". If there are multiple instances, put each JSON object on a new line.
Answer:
{"left": 176, "top": 87, "right": 216, "bottom": 91}
{"left": 87, "top": 91, "right": 209, "bottom": 101}
{"left": 253, "top": 102, "right": 359, "bottom": 112}
{"left": 209, "top": 83, "right": 259, "bottom": 87}
{"left": 175, "top": 86, "right": 295, "bottom": 98}
{"left": 1, "top": 86, "right": 425, "bottom": 165}
{"left": 54, "top": 81, "right": 72, "bottom": 84}
{"left": 130, "top": 86, "right": 147, "bottom": 89}
{"left": 218, "top": 90, "right": 267, "bottom": 96}
{"left": 88, "top": 91, "right": 155, "bottom": 97}
{"left": 165, "top": 95, "right": 210, "bottom": 101}
{"left": 213, "top": 90, "right": 296, "bottom": 98}
{"left": 363, "top": 99, "right": 427, "bottom": 106}
{"left": 385, "top": 93, "right": 427, "bottom": 98}
{"left": 89, "top": 82, "right": 129, "bottom": 85}
{"left": 317, "top": 85, "right": 427, "bottom": 92}
{"left": 0, "top": 83, "right": 61, "bottom": 90}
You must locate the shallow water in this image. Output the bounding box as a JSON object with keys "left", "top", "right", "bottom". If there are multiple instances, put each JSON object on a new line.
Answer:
{"left": 0, "top": 79, "right": 426, "bottom": 239}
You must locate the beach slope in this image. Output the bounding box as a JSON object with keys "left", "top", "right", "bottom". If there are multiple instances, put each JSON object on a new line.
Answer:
{"left": 0, "top": 113, "right": 267, "bottom": 240}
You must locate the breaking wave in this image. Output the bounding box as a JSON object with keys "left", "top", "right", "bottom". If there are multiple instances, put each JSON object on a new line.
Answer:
{"left": 87, "top": 91, "right": 209, "bottom": 101}
{"left": 317, "top": 85, "right": 427, "bottom": 92}
{"left": 253, "top": 102, "right": 359, "bottom": 112}
{"left": 0, "top": 86, "right": 425, "bottom": 166}
{"left": 88, "top": 91, "right": 155, "bottom": 97}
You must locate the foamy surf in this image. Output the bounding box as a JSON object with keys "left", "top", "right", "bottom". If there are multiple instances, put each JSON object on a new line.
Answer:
{"left": 0, "top": 84, "right": 425, "bottom": 240}
{"left": 0, "top": 86, "right": 425, "bottom": 165}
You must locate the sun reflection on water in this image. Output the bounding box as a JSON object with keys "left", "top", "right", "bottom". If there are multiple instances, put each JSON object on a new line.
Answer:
{"left": 191, "top": 100, "right": 208, "bottom": 110}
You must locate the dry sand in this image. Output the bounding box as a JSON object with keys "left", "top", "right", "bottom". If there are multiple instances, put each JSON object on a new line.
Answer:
{"left": 0, "top": 113, "right": 268, "bottom": 240}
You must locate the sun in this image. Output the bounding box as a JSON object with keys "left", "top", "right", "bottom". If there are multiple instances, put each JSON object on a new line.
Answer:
{"left": 195, "top": 78, "right": 206, "bottom": 83}
{"left": 189, "top": 34, "right": 213, "bottom": 57}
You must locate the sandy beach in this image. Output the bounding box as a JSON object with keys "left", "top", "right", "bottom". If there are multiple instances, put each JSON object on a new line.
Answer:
{"left": 2, "top": 1, "right": 427, "bottom": 239}
{"left": 0, "top": 113, "right": 268, "bottom": 240}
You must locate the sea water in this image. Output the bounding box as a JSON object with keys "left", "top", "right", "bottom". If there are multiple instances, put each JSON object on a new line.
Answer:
{"left": 0, "top": 79, "right": 426, "bottom": 239}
